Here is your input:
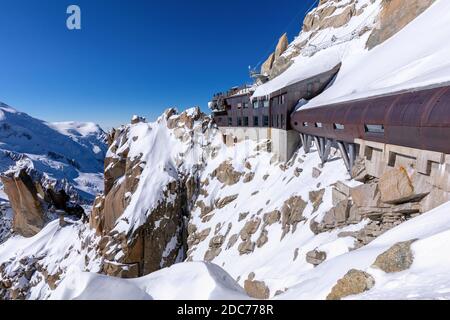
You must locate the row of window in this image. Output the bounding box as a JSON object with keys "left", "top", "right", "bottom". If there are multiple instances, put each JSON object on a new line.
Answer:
{"left": 272, "top": 114, "right": 285, "bottom": 129}
{"left": 231, "top": 116, "right": 270, "bottom": 127}
{"left": 299, "top": 122, "right": 385, "bottom": 134}
{"left": 237, "top": 94, "right": 287, "bottom": 110}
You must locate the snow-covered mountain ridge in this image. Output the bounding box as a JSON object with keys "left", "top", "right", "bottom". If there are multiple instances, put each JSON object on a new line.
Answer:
{"left": 0, "top": 103, "right": 107, "bottom": 240}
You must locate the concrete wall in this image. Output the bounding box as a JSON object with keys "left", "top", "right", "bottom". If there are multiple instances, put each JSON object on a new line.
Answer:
{"left": 218, "top": 127, "right": 300, "bottom": 162}
{"left": 355, "top": 139, "right": 450, "bottom": 206}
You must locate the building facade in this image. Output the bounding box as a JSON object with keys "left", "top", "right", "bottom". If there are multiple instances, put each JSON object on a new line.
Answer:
{"left": 210, "top": 65, "right": 341, "bottom": 162}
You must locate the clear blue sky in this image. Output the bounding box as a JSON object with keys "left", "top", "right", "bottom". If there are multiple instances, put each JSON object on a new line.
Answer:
{"left": 0, "top": 0, "right": 315, "bottom": 129}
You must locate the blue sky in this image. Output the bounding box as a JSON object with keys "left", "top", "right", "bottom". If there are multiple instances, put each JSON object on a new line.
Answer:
{"left": 0, "top": 0, "right": 315, "bottom": 129}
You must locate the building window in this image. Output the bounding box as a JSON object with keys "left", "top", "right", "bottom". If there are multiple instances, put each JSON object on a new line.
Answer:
{"left": 263, "top": 100, "right": 269, "bottom": 108}
{"left": 303, "top": 122, "right": 309, "bottom": 127}
{"left": 334, "top": 123, "right": 345, "bottom": 130}
{"left": 237, "top": 103, "right": 242, "bottom": 109}
{"left": 237, "top": 117, "right": 242, "bottom": 126}
{"left": 253, "top": 116, "right": 259, "bottom": 127}
{"left": 243, "top": 102, "right": 249, "bottom": 109}
{"left": 278, "top": 94, "right": 286, "bottom": 105}
{"left": 228, "top": 117, "right": 232, "bottom": 126}
{"left": 243, "top": 117, "right": 249, "bottom": 126}
{"left": 263, "top": 116, "right": 269, "bottom": 127}
{"left": 365, "top": 124, "right": 384, "bottom": 134}
{"left": 315, "top": 122, "right": 323, "bottom": 128}
{"left": 276, "top": 115, "right": 280, "bottom": 128}
{"left": 253, "top": 101, "right": 259, "bottom": 109}
{"left": 281, "top": 114, "right": 285, "bottom": 128}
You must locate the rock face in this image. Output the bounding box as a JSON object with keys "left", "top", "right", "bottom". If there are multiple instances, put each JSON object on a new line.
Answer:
{"left": 244, "top": 279, "right": 270, "bottom": 300}
{"left": 91, "top": 108, "right": 214, "bottom": 278}
{"left": 326, "top": 269, "right": 375, "bottom": 300}
{"left": 274, "top": 33, "right": 288, "bottom": 59}
{"left": 1, "top": 170, "right": 45, "bottom": 237}
{"left": 372, "top": 240, "right": 416, "bottom": 273}
{"left": 367, "top": 0, "right": 436, "bottom": 49}
{"left": 1, "top": 168, "right": 85, "bottom": 237}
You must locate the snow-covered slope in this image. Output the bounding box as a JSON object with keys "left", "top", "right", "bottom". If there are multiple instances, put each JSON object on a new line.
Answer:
{"left": 49, "top": 262, "right": 249, "bottom": 300}
{"left": 307, "top": 0, "right": 450, "bottom": 108}
{"left": 0, "top": 103, "right": 107, "bottom": 201}
{"left": 253, "top": 0, "right": 447, "bottom": 108}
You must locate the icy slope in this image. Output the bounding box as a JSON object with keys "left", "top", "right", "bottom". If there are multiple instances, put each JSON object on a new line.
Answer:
{"left": 307, "top": 0, "right": 450, "bottom": 108}
{"left": 0, "top": 103, "right": 107, "bottom": 200}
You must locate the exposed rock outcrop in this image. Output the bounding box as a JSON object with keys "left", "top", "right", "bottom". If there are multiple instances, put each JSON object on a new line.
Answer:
{"left": 367, "top": 0, "right": 436, "bottom": 49}
{"left": 372, "top": 240, "right": 416, "bottom": 273}
{"left": 244, "top": 279, "right": 270, "bottom": 299}
{"left": 1, "top": 167, "right": 85, "bottom": 237}
{"left": 211, "top": 161, "right": 243, "bottom": 186}
{"left": 306, "top": 249, "right": 327, "bottom": 266}
{"left": 1, "top": 170, "right": 45, "bottom": 237}
{"left": 326, "top": 269, "right": 375, "bottom": 300}
{"left": 91, "top": 108, "right": 214, "bottom": 278}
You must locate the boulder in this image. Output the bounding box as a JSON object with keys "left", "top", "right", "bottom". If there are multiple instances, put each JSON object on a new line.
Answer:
{"left": 263, "top": 210, "right": 281, "bottom": 226}
{"left": 216, "top": 194, "right": 239, "bottom": 209}
{"left": 211, "top": 161, "right": 242, "bottom": 186}
{"left": 372, "top": 240, "right": 416, "bottom": 273}
{"left": 309, "top": 189, "right": 325, "bottom": 213}
{"left": 306, "top": 250, "right": 327, "bottom": 266}
{"left": 379, "top": 168, "right": 415, "bottom": 204}
{"left": 256, "top": 229, "right": 268, "bottom": 248}
{"left": 281, "top": 196, "right": 307, "bottom": 230}
{"left": 351, "top": 183, "right": 380, "bottom": 208}
{"left": 238, "top": 240, "right": 256, "bottom": 255}
{"left": 326, "top": 269, "right": 375, "bottom": 300}
{"left": 244, "top": 280, "right": 270, "bottom": 300}
{"left": 243, "top": 172, "right": 255, "bottom": 183}
{"left": 312, "top": 167, "right": 322, "bottom": 179}
{"left": 240, "top": 218, "right": 261, "bottom": 241}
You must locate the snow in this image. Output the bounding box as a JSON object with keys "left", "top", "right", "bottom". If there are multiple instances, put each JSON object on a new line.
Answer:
{"left": 253, "top": 0, "right": 450, "bottom": 108}
{"left": 305, "top": 0, "right": 450, "bottom": 108}
{"left": 50, "top": 262, "right": 249, "bottom": 300}
{"left": 2, "top": 0, "right": 450, "bottom": 300}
